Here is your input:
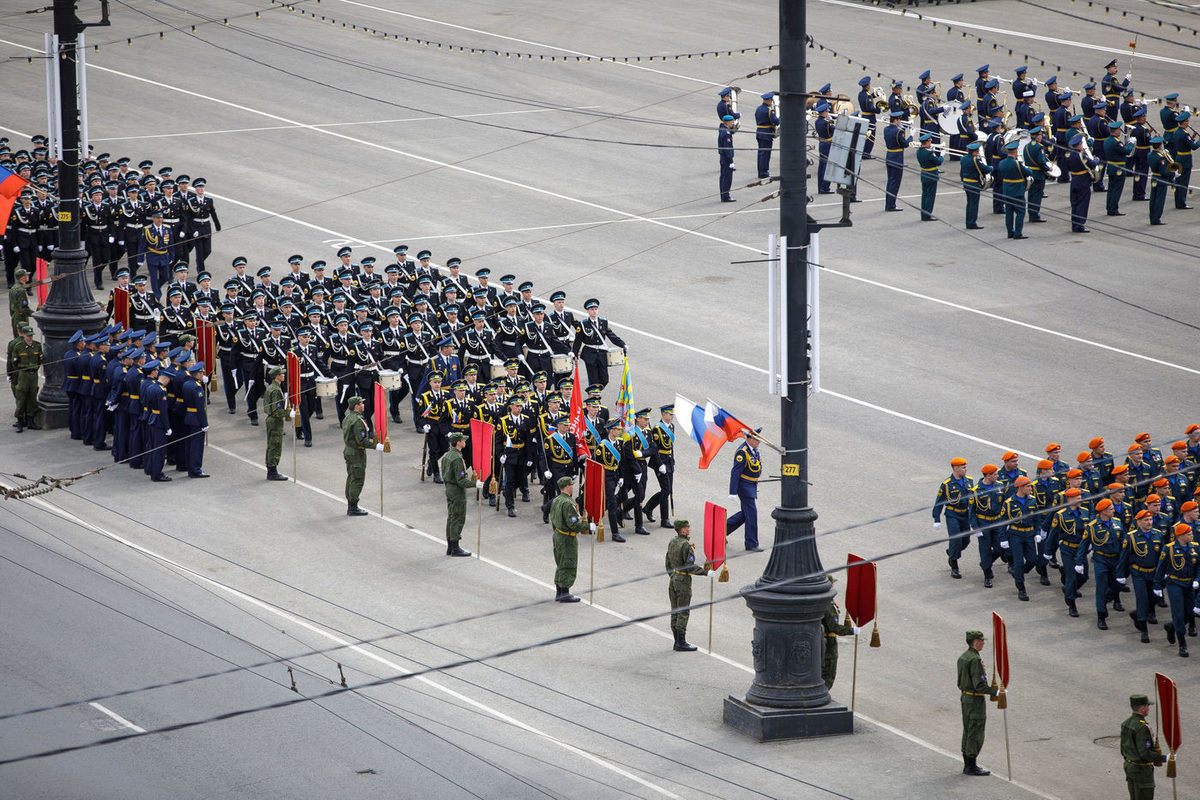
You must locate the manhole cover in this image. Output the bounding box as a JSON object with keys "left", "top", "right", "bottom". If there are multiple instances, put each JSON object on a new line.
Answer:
{"left": 1094, "top": 735, "right": 1121, "bottom": 749}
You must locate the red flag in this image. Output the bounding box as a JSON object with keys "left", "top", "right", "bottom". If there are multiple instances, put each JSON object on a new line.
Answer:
{"left": 992, "top": 612, "right": 1010, "bottom": 689}
{"left": 285, "top": 351, "right": 301, "bottom": 429}
{"left": 112, "top": 286, "right": 130, "bottom": 331}
{"left": 195, "top": 317, "right": 215, "bottom": 377}
{"left": 568, "top": 361, "right": 590, "bottom": 457}
{"left": 1156, "top": 672, "right": 1181, "bottom": 753}
{"left": 471, "top": 418, "right": 494, "bottom": 483}
{"left": 844, "top": 553, "right": 878, "bottom": 627}
{"left": 0, "top": 165, "right": 28, "bottom": 236}
{"left": 703, "top": 502, "right": 727, "bottom": 570}
{"left": 373, "top": 382, "right": 387, "bottom": 444}
{"left": 35, "top": 258, "right": 49, "bottom": 306}
{"left": 584, "top": 458, "right": 606, "bottom": 522}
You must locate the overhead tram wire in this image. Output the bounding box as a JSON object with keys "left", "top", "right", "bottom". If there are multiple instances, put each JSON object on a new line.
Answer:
{"left": 1011, "top": 0, "right": 1200, "bottom": 54}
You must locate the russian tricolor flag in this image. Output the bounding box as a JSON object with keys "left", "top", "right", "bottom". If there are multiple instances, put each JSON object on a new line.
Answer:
{"left": 675, "top": 394, "right": 750, "bottom": 469}
{"left": 0, "top": 165, "right": 28, "bottom": 237}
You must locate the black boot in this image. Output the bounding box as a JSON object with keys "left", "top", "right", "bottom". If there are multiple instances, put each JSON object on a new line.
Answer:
{"left": 1140, "top": 620, "right": 1150, "bottom": 644}
{"left": 949, "top": 558, "right": 962, "bottom": 580}
{"left": 347, "top": 504, "right": 368, "bottom": 517}
{"left": 1113, "top": 597, "right": 1125, "bottom": 612}
{"left": 963, "top": 755, "right": 990, "bottom": 777}
{"left": 26, "top": 416, "right": 40, "bottom": 430}
{"left": 1097, "top": 613, "right": 1108, "bottom": 630}
{"left": 447, "top": 541, "right": 471, "bottom": 557}
{"left": 555, "top": 586, "right": 580, "bottom": 603}
{"left": 673, "top": 631, "right": 697, "bottom": 652}
{"left": 1181, "top": 643, "right": 1190, "bottom": 658}
{"left": 1067, "top": 599, "right": 1078, "bottom": 617}
{"left": 643, "top": 505, "right": 655, "bottom": 523}
{"left": 1190, "top": 622, "right": 1198, "bottom": 638}
{"left": 983, "top": 568, "right": 993, "bottom": 589}
{"left": 1016, "top": 583, "right": 1029, "bottom": 602}
{"left": 1036, "top": 563, "right": 1050, "bottom": 586}
{"left": 1148, "top": 612, "right": 1158, "bottom": 625}
{"left": 1166, "top": 622, "right": 1176, "bottom": 644}
{"left": 14, "top": 416, "right": 23, "bottom": 433}
{"left": 266, "top": 466, "right": 288, "bottom": 481}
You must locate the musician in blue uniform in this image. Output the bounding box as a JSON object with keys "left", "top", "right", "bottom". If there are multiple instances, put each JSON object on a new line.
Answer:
{"left": 726, "top": 428, "right": 763, "bottom": 552}
{"left": 960, "top": 140, "right": 990, "bottom": 230}
{"left": 1128, "top": 105, "right": 1151, "bottom": 201}
{"left": 1010, "top": 66, "right": 1031, "bottom": 104}
{"left": 887, "top": 81, "right": 907, "bottom": 121}
{"left": 1103, "top": 119, "right": 1134, "bottom": 216}
{"left": 955, "top": 101, "right": 977, "bottom": 163}
{"left": 754, "top": 93, "right": 779, "bottom": 179}
{"left": 915, "top": 133, "right": 942, "bottom": 221}
{"left": 946, "top": 74, "right": 966, "bottom": 156}
{"left": 1080, "top": 82, "right": 1098, "bottom": 119}
{"left": 1148, "top": 136, "right": 1170, "bottom": 225}
{"left": 973, "top": 64, "right": 990, "bottom": 102}
{"left": 1119, "top": 89, "right": 1139, "bottom": 124}
{"left": 1050, "top": 94, "right": 1073, "bottom": 182}
{"left": 997, "top": 139, "right": 1032, "bottom": 239}
{"left": 915, "top": 69, "right": 934, "bottom": 102}
{"left": 979, "top": 79, "right": 1002, "bottom": 129}
{"left": 882, "top": 110, "right": 909, "bottom": 212}
{"left": 814, "top": 102, "right": 834, "bottom": 194}
{"left": 1042, "top": 76, "right": 1059, "bottom": 111}
{"left": 716, "top": 87, "right": 738, "bottom": 123}
{"left": 1160, "top": 93, "right": 1181, "bottom": 146}
{"left": 1025, "top": 126, "right": 1049, "bottom": 223}
{"left": 1153, "top": 523, "right": 1197, "bottom": 657}
{"left": 1013, "top": 90, "right": 1033, "bottom": 129}
{"left": 1063, "top": 134, "right": 1100, "bottom": 232}
{"left": 982, "top": 119, "right": 1004, "bottom": 214}
{"left": 1168, "top": 111, "right": 1200, "bottom": 209}
{"left": 919, "top": 88, "right": 942, "bottom": 147}
{"left": 856, "top": 76, "right": 876, "bottom": 160}
{"left": 1100, "top": 59, "right": 1130, "bottom": 121}
{"left": 717, "top": 111, "right": 738, "bottom": 202}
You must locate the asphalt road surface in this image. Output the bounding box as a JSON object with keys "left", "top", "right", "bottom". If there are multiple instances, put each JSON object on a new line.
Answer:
{"left": 2, "top": 1, "right": 1198, "bottom": 798}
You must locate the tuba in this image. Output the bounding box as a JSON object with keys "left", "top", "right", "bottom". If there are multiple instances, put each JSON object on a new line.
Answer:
{"left": 976, "top": 148, "right": 994, "bottom": 190}
{"left": 1080, "top": 140, "right": 1103, "bottom": 181}
{"left": 869, "top": 87, "right": 890, "bottom": 113}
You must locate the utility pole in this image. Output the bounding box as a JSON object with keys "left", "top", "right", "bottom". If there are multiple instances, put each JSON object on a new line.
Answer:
{"left": 33, "top": 0, "right": 110, "bottom": 428}
{"left": 724, "top": 0, "right": 853, "bottom": 740}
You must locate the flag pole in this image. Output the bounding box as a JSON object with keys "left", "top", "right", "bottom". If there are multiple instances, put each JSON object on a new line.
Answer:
{"left": 291, "top": 405, "right": 297, "bottom": 483}
{"left": 708, "top": 574, "right": 714, "bottom": 654}
{"left": 1003, "top": 706, "right": 1012, "bottom": 781}
{"left": 589, "top": 520, "right": 597, "bottom": 605}
{"left": 850, "top": 623, "right": 859, "bottom": 713}
{"left": 476, "top": 484, "right": 483, "bottom": 558}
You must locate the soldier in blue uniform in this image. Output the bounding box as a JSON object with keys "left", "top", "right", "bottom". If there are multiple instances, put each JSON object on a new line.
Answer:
{"left": 726, "top": 428, "right": 763, "bottom": 551}
{"left": 1046, "top": 487, "right": 1091, "bottom": 617}
{"left": 141, "top": 361, "right": 173, "bottom": 482}
{"left": 136, "top": 208, "right": 174, "bottom": 297}
{"left": 915, "top": 70, "right": 934, "bottom": 103}
{"left": 1086, "top": 100, "right": 1111, "bottom": 192}
{"left": 1168, "top": 111, "right": 1200, "bottom": 209}
{"left": 971, "top": 464, "right": 1005, "bottom": 587}
{"left": 718, "top": 114, "right": 736, "bottom": 202}
{"left": 973, "top": 64, "right": 990, "bottom": 103}
{"left": 946, "top": 75, "right": 966, "bottom": 156}
{"left": 997, "top": 139, "right": 1032, "bottom": 239}
{"left": 1025, "top": 126, "right": 1049, "bottom": 223}
{"left": 814, "top": 102, "right": 834, "bottom": 194}
{"left": 1100, "top": 59, "right": 1130, "bottom": 121}
{"left": 981, "top": 120, "right": 1004, "bottom": 214}
{"left": 856, "top": 76, "right": 876, "bottom": 160}
{"left": 1000, "top": 477, "right": 1039, "bottom": 601}
{"left": 915, "top": 133, "right": 942, "bottom": 221}
{"left": 1063, "top": 134, "right": 1100, "bottom": 232}
{"left": 1148, "top": 136, "right": 1170, "bottom": 225}
{"left": 1088, "top": 498, "right": 1128, "bottom": 630}
{"left": 882, "top": 111, "right": 908, "bottom": 212}
{"left": 1050, "top": 95, "right": 1074, "bottom": 183}
{"left": 716, "top": 87, "right": 738, "bottom": 123}
{"left": 886, "top": 81, "right": 907, "bottom": 122}
{"left": 754, "top": 93, "right": 779, "bottom": 179}
{"left": 1153, "top": 523, "right": 1197, "bottom": 657}
{"left": 1104, "top": 119, "right": 1134, "bottom": 216}
{"left": 918, "top": 86, "right": 941, "bottom": 147}
{"left": 180, "top": 361, "right": 209, "bottom": 478}
{"left": 1128, "top": 106, "right": 1151, "bottom": 202}
{"left": 1125, "top": 510, "right": 1163, "bottom": 643}
{"left": 934, "top": 457, "right": 975, "bottom": 579}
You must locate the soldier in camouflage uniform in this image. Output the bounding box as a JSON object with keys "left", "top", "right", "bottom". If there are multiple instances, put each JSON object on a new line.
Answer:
{"left": 7, "top": 322, "right": 42, "bottom": 431}
{"left": 262, "top": 366, "right": 289, "bottom": 482}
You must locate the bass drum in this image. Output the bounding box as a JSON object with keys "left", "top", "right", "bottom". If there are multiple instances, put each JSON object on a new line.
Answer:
{"left": 315, "top": 377, "right": 336, "bottom": 397}
{"left": 605, "top": 347, "right": 624, "bottom": 367}
{"left": 550, "top": 353, "right": 572, "bottom": 373}
{"left": 378, "top": 369, "right": 403, "bottom": 390}
{"left": 938, "top": 106, "right": 962, "bottom": 136}
{"left": 490, "top": 359, "right": 508, "bottom": 379}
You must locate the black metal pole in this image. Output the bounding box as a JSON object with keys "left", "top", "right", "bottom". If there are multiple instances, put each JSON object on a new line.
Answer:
{"left": 724, "top": 0, "right": 853, "bottom": 740}
{"left": 34, "top": 0, "right": 106, "bottom": 428}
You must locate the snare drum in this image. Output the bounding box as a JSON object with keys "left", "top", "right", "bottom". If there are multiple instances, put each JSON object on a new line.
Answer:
{"left": 550, "top": 354, "right": 571, "bottom": 373}
{"left": 315, "top": 377, "right": 336, "bottom": 398}
{"left": 378, "top": 369, "right": 403, "bottom": 390}
{"left": 605, "top": 347, "right": 624, "bottom": 367}
{"left": 490, "top": 359, "right": 507, "bottom": 379}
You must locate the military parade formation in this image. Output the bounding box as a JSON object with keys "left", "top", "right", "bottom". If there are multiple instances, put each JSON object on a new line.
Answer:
{"left": 721, "top": 61, "right": 1199, "bottom": 235}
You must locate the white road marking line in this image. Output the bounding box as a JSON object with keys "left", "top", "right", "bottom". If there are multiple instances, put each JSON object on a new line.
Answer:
{"left": 0, "top": 124, "right": 31, "bottom": 139}
{"left": 89, "top": 106, "right": 601, "bottom": 143}
{"left": 816, "top": 0, "right": 1200, "bottom": 69}
{"left": 33, "top": 497, "right": 682, "bottom": 800}
{"left": 88, "top": 702, "right": 146, "bottom": 733}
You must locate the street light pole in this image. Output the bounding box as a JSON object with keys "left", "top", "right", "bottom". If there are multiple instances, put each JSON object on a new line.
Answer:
{"left": 33, "top": 0, "right": 108, "bottom": 428}
{"left": 723, "top": 0, "right": 853, "bottom": 740}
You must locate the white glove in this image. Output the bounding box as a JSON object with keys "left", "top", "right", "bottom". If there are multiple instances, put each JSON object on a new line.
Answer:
{"left": 108, "top": 236, "right": 114, "bottom": 244}
{"left": 475, "top": 480, "right": 484, "bottom": 489}
{"left": 375, "top": 442, "right": 384, "bottom": 451}
{"left": 730, "top": 163, "right": 735, "bottom": 170}
{"left": 973, "top": 530, "right": 983, "bottom": 538}
{"left": 1193, "top": 607, "right": 1200, "bottom": 616}
{"left": 1000, "top": 540, "right": 1010, "bottom": 549}
{"left": 1116, "top": 577, "right": 1127, "bottom": 585}
{"left": 658, "top": 464, "right": 667, "bottom": 474}
{"left": 526, "top": 461, "right": 532, "bottom": 467}
{"left": 589, "top": 522, "right": 597, "bottom": 533}
{"left": 707, "top": 570, "right": 718, "bottom": 578}
{"left": 201, "top": 426, "right": 208, "bottom": 432}
{"left": 289, "top": 409, "right": 296, "bottom": 419}
{"left": 1042, "top": 553, "right": 1051, "bottom": 561}
{"left": 12, "top": 246, "right": 17, "bottom": 252}
{"left": 1034, "top": 534, "right": 1044, "bottom": 544}
{"left": 423, "top": 424, "right": 431, "bottom": 433}
{"left": 106, "top": 402, "right": 116, "bottom": 411}
{"left": 1153, "top": 589, "right": 1163, "bottom": 598}
{"left": 1194, "top": 581, "right": 1199, "bottom": 590}
{"left": 202, "top": 374, "right": 209, "bottom": 384}
{"left": 193, "top": 231, "right": 200, "bottom": 238}
{"left": 852, "top": 625, "right": 862, "bottom": 635}
{"left": 932, "top": 522, "right": 942, "bottom": 530}
{"left": 1075, "top": 565, "right": 1085, "bottom": 575}
{"left": 1124, "top": 73, "right": 1132, "bottom": 81}
{"left": 728, "top": 494, "right": 738, "bottom": 503}
{"left": 118, "top": 240, "right": 124, "bottom": 246}
{"left": 499, "top": 455, "right": 506, "bottom": 464}
{"left": 543, "top": 470, "right": 552, "bottom": 479}
{"left": 166, "top": 428, "right": 172, "bottom": 436}
{"left": 617, "top": 479, "right": 624, "bottom": 488}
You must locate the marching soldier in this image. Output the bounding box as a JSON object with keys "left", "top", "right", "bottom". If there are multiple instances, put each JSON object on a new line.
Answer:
{"left": 946, "top": 75, "right": 966, "bottom": 157}
{"left": 1148, "top": 136, "right": 1170, "bottom": 225}
{"left": 290, "top": 327, "right": 324, "bottom": 447}
{"left": 596, "top": 420, "right": 626, "bottom": 541}
{"left": 643, "top": 404, "right": 675, "bottom": 529}
{"left": 1125, "top": 510, "right": 1163, "bottom": 643}
{"left": 82, "top": 186, "right": 112, "bottom": 287}
{"left": 439, "top": 432, "right": 476, "bottom": 557}
{"left": 1120, "top": 694, "right": 1165, "bottom": 799}
{"left": 1153, "top": 523, "right": 1197, "bottom": 657}
{"left": 982, "top": 120, "right": 1004, "bottom": 215}
{"left": 419, "top": 372, "right": 450, "bottom": 484}
{"left": 814, "top": 102, "right": 834, "bottom": 194}
{"left": 9, "top": 192, "right": 39, "bottom": 275}
{"left": 1168, "top": 111, "right": 1199, "bottom": 209}
{"left": 1001, "top": 476, "right": 1038, "bottom": 601}
{"left": 915, "top": 132, "right": 942, "bottom": 221}
{"left": 158, "top": 287, "right": 193, "bottom": 345}
{"left": 856, "top": 76, "right": 877, "bottom": 160}
{"left": 158, "top": 179, "right": 187, "bottom": 266}
{"left": 1105, "top": 119, "right": 1134, "bottom": 216}
{"left": 1025, "top": 126, "right": 1049, "bottom": 223}
{"left": 882, "top": 110, "right": 909, "bottom": 212}
{"left": 1087, "top": 100, "right": 1111, "bottom": 192}
{"left": 1064, "top": 134, "right": 1100, "bottom": 233}
{"left": 1129, "top": 106, "right": 1151, "bottom": 202}
{"left": 499, "top": 396, "right": 533, "bottom": 516}
{"left": 665, "top": 519, "right": 714, "bottom": 652}
{"left": 754, "top": 92, "right": 779, "bottom": 179}
{"left": 541, "top": 415, "right": 577, "bottom": 524}
{"left": 727, "top": 428, "right": 764, "bottom": 552}
{"left": 619, "top": 408, "right": 653, "bottom": 536}
{"left": 716, "top": 86, "right": 736, "bottom": 122}
{"left": 960, "top": 141, "right": 990, "bottom": 230}
{"left": 235, "top": 312, "right": 265, "bottom": 425}
{"left": 918, "top": 84, "right": 941, "bottom": 146}
{"left": 141, "top": 362, "right": 172, "bottom": 482}
{"left": 1089, "top": 498, "right": 1129, "bottom": 630}
{"left": 957, "top": 630, "right": 997, "bottom": 777}
{"left": 972, "top": 464, "right": 1005, "bottom": 587}
{"left": 7, "top": 322, "right": 43, "bottom": 431}
{"left": 821, "top": 578, "right": 859, "bottom": 688}
{"left": 342, "top": 394, "right": 380, "bottom": 516}
{"left": 1101, "top": 59, "right": 1130, "bottom": 121}
{"left": 572, "top": 298, "right": 625, "bottom": 389}
{"left": 550, "top": 475, "right": 591, "bottom": 602}
{"left": 185, "top": 178, "right": 220, "bottom": 270}
{"left": 934, "top": 457, "right": 975, "bottom": 580}
{"left": 137, "top": 209, "right": 174, "bottom": 297}
{"left": 997, "top": 139, "right": 1032, "bottom": 239}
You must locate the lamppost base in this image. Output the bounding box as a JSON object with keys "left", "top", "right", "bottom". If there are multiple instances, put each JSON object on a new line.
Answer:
{"left": 723, "top": 694, "right": 853, "bottom": 741}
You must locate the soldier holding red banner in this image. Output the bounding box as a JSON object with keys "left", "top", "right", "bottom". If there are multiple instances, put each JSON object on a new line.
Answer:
{"left": 550, "top": 475, "right": 590, "bottom": 603}
{"left": 665, "top": 519, "right": 716, "bottom": 651}
{"left": 821, "top": 577, "right": 860, "bottom": 689}
{"left": 1120, "top": 693, "right": 1164, "bottom": 800}
{"left": 957, "top": 629, "right": 997, "bottom": 777}
{"left": 438, "top": 432, "right": 475, "bottom": 558}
